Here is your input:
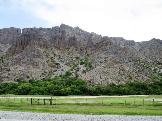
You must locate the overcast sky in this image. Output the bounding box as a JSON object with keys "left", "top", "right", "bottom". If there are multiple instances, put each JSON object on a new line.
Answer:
{"left": 0, "top": 0, "right": 162, "bottom": 42}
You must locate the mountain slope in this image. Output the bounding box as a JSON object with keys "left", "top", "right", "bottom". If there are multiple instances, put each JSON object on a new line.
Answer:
{"left": 0, "top": 24, "right": 162, "bottom": 83}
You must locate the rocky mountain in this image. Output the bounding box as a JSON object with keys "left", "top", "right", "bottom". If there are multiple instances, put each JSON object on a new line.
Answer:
{"left": 0, "top": 24, "right": 162, "bottom": 84}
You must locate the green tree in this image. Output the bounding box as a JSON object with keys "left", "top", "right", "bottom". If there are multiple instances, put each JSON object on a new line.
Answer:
{"left": 17, "top": 83, "right": 32, "bottom": 95}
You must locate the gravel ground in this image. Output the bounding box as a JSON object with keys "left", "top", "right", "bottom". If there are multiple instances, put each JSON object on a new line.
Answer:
{"left": 0, "top": 111, "right": 162, "bottom": 121}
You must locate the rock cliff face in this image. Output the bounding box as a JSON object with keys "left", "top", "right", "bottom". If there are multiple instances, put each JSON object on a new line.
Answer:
{"left": 0, "top": 24, "right": 162, "bottom": 83}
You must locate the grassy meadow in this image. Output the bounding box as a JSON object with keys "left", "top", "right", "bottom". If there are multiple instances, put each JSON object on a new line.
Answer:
{"left": 0, "top": 95, "right": 162, "bottom": 115}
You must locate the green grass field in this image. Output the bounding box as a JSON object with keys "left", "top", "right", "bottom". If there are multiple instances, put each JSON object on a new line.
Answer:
{"left": 0, "top": 95, "right": 162, "bottom": 115}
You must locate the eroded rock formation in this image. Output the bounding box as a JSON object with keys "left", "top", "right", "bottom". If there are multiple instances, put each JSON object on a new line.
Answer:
{"left": 0, "top": 24, "right": 162, "bottom": 83}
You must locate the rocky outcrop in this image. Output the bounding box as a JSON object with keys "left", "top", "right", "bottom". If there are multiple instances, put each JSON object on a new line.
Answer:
{"left": 0, "top": 24, "right": 162, "bottom": 83}
{"left": 0, "top": 27, "right": 21, "bottom": 44}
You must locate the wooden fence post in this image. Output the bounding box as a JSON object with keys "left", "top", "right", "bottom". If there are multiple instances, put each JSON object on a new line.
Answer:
{"left": 44, "top": 99, "right": 45, "bottom": 105}
{"left": 50, "top": 97, "right": 52, "bottom": 105}
{"left": 102, "top": 99, "right": 103, "bottom": 105}
{"left": 55, "top": 98, "right": 56, "bottom": 105}
{"left": 125, "top": 100, "right": 126, "bottom": 105}
{"left": 31, "top": 98, "right": 33, "bottom": 105}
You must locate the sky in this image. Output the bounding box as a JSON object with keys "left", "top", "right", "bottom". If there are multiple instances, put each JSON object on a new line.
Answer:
{"left": 0, "top": 0, "right": 162, "bottom": 42}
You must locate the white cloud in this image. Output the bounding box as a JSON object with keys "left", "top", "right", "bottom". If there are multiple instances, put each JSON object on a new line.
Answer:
{"left": 3, "top": 0, "right": 162, "bottom": 41}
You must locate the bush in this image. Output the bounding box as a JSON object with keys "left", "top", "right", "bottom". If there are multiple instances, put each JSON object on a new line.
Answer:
{"left": 0, "top": 75, "right": 162, "bottom": 96}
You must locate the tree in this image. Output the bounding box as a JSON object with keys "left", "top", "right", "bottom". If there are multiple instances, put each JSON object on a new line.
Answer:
{"left": 17, "top": 83, "right": 32, "bottom": 95}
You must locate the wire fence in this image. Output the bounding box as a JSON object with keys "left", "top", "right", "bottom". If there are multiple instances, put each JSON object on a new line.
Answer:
{"left": 0, "top": 96, "right": 161, "bottom": 106}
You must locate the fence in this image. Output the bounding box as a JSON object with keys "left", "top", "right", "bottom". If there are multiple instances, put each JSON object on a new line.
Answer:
{"left": 0, "top": 96, "right": 161, "bottom": 106}
{"left": 30, "top": 97, "right": 56, "bottom": 105}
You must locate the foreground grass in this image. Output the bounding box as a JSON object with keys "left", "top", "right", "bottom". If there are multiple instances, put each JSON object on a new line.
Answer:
{"left": 1, "top": 104, "right": 162, "bottom": 115}
{"left": 0, "top": 95, "right": 162, "bottom": 115}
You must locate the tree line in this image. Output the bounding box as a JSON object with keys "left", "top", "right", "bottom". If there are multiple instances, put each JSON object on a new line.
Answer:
{"left": 0, "top": 71, "right": 162, "bottom": 95}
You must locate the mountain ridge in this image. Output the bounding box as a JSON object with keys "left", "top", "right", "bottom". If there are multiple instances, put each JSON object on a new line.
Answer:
{"left": 0, "top": 24, "right": 162, "bottom": 83}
